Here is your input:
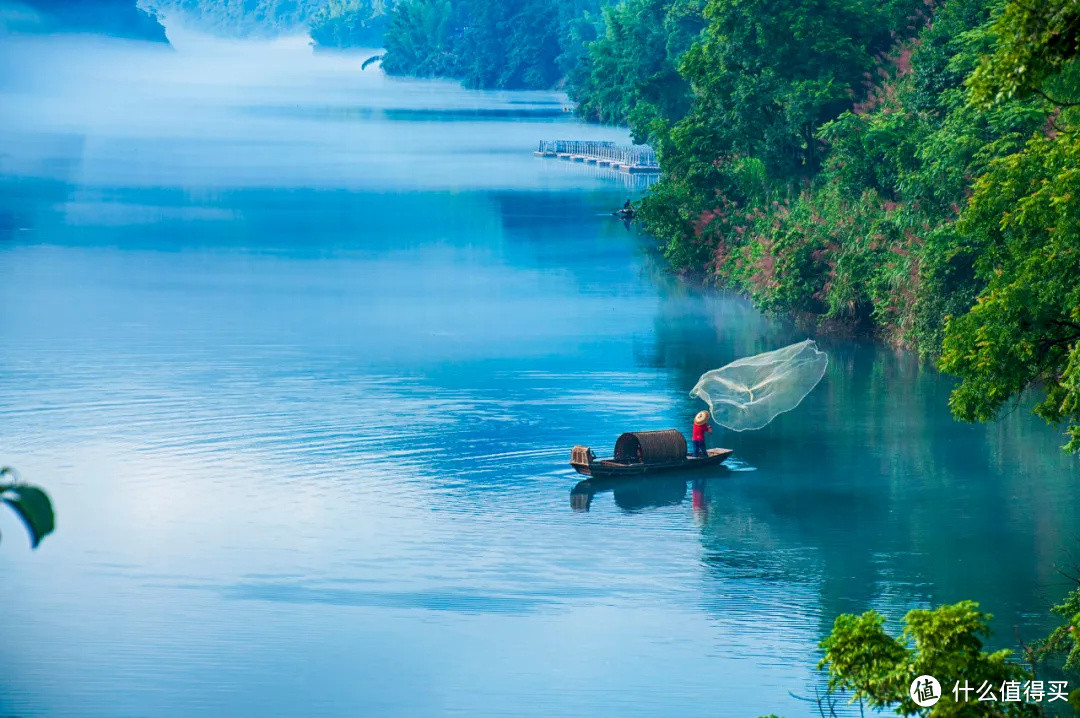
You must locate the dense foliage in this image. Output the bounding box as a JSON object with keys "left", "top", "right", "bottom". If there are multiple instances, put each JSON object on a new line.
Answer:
{"left": 377, "top": 0, "right": 700, "bottom": 97}
{"left": 938, "top": 0, "right": 1080, "bottom": 452}
{"left": 308, "top": 0, "right": 391, "bottom": 47}
{"left": 812, "top": 582, "right": 1080, "bottom": 715}
{"left": 381, "top": 0, "right": 605, "bottom": 89}
{"left": 143, "top": 0, "right": 392, "bottom": 46}
{"left": 821, "top": 601, "right": 1039, "bottom": 716}
{"left": 613, "top": 0, "right": 1080, "bottom": 450}
{"left": 142, "top": 0, "right": 326, "bottom": 36}
{"left": 567, "top": 0, "right": 704, "bottom": 130}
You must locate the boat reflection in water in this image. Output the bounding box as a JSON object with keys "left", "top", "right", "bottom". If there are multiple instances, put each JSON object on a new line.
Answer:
{"left": 571, "top": 477, "right": 711, "bottom": 513}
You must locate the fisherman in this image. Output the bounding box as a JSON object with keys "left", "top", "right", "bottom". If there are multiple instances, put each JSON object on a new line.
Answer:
{"left": 623, "top": 198, "right": 632, "bottom": 210}
{"left": 692, "top": 410, "right": 711, "bottom": 458}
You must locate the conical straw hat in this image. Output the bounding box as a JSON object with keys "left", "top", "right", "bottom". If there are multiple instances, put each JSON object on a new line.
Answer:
{"left": 694, "top": 410, "right": 710, "bottom": 426}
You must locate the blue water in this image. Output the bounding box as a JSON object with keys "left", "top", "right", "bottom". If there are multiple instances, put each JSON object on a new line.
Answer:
{"left": 1, "top": 32, "right": 1078, "bottom": 718}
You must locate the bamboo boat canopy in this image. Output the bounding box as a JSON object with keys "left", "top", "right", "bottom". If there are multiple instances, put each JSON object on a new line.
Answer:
{"left": 613, "top": 430, "right": 687, "bottom": 463}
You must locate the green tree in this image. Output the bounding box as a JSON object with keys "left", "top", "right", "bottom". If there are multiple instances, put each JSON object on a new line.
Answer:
{"left": 967, "top": 0, "right": 1080, "bottom": 108}
{"left": 939, "top": 132, "right": 1080, "bottom": 451}
{"left": 381, "top": 0, "right": 607, "bottom": 89}
{"left": 673, "top": 0, "right": 903, "bottom": 178}
{"left": 635, "top": 0, "right": 923, "bottom": 275}
{"left": 143, "top": 0, "right": 327, "bottom": 37}
{"left": 569, "top": 0, "right": 704, "bottom": 132}
{"left": 821, "top": 602, "right": 1039, "bottom": 716}
{"left": 309, "top": 0, "right": 393, "bottom": 48}
{"left": 380, "top": 0, "right": 455, "bottom": 78}
{"left": 1034, "top": 580, "right": 1080, "bottom": 673}
{"left": 938, "top": 0, "right": 1080, "bottom": 452}
{"left": 630, "top": 0, "right": 1059, "bottom": 367}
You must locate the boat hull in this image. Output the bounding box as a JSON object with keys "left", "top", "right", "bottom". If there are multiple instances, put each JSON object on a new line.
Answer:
{"left": 570, "top": 448, "right": 732, "bottom": 478}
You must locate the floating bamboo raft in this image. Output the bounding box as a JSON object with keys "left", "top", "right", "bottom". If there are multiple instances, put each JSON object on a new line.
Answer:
{"left": 534, "top": 140, "right": 660, "bottom": 174}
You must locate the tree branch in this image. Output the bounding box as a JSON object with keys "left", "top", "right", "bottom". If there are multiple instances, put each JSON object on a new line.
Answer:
{"left": 1032, "top": 86, "right": 1080, "bottom": 108}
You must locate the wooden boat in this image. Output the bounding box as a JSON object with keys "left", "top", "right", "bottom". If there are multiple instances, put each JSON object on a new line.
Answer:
{"left": 613, "top": 208, "right": 635, "bottom": 219}
{"left": 570, "top": 429, "right": 732, "bottom": 478}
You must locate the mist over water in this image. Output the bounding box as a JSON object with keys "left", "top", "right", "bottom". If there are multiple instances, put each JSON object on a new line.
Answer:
{"left": 0, "top": 28, "right": 628, "bottom": 193}
{"left": 1, "top": 27, "right": 1078, "bottom": 718}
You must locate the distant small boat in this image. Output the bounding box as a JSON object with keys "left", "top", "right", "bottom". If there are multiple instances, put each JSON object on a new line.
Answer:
{"left": 613, "top": 207, "right": 635, "bottom": 219}
{"left": 570, "top": 429, "right": 732, "bottom": 478}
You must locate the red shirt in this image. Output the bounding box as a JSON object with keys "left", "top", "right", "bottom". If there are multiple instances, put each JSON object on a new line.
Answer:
{"left": 692, "top": 422, "right": 711, "bottom": 441}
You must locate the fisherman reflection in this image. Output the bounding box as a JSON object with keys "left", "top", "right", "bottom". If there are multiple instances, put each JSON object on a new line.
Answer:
{"left": 570, "top": 477, "right": 687, "bottom": 512}
{"left": 691, "top": 479, "right": 707, "bottom": 523}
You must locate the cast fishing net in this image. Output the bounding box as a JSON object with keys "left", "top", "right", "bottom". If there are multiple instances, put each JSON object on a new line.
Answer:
{"left": 690, "top": 339, "right": 828, "bottom": 431}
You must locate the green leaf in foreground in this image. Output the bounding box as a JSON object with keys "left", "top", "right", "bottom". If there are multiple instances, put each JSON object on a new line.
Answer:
{"left": 0, "top": 467, "right": 56, "bottom": 549}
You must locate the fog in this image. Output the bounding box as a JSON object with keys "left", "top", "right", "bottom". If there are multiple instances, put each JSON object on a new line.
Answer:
{"left": 0, "top": 25, "right": 631, "bottom": 194}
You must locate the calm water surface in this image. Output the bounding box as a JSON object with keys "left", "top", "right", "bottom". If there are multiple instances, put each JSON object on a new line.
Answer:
{"left": 1, "top": 32, "right": 1079, "bottom": 718}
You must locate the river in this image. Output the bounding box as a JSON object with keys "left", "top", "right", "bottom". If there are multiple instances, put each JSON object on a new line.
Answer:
{"left": 1, "top": 31, "right": 1078, "bottom": 718}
